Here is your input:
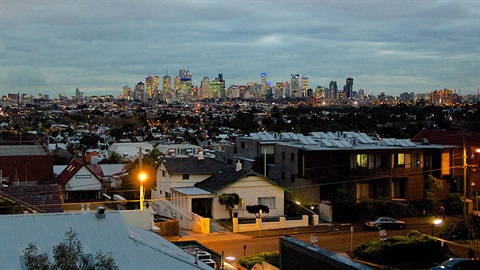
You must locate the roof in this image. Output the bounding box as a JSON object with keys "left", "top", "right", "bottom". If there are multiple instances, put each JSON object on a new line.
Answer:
{"left": 0, "top": 184, "right": 63, "bottom": 213}
{"left": 195, "top": 166, "right": 285, "bottom": 193}
{"left": 0, "top": 211, "right": 211, "bottom": 269}
{"left": 172, "top": 187, "right": 213, "bottom": 196}
{"left": 162, "top": 156, "right": 228, "bottom": 175}
{"left": 56, "top": 159, "right": 85, "bottom": 186}
{"left": 0, "top": 145, "right": 49, "bottom": 157}
{"left": 411, "top": 129, "right": 480, "bottom": 147}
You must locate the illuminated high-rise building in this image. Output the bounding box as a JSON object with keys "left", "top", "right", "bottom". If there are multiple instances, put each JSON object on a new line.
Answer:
{"left": 153, "top": 76, "right": 160, "bottom": 100}
{"left": 329, "top": 80, "right": 338, "bottom": 100}
{"left": 200, "top": 76, "right": 210, "bottom": 99}
{"left": 134, "top": 81, "right": 146, "bottom": 101}
{"left": 301, "top": 75, "right": 309, "bottom": 97}
{"left": 179, "top": 68, "right": 192, "bottom": 100}
{"left": 173, "top": 76, "right": 181, "bottom": 99}
{"left": 216, "top": 73, "right": 225, "bottom": 98}
{"left": 123, "top": 85, "right": 133, "bottom": 100}
{"left": 344, "top": 77, "right": 353, "bottom": 99}
{"left": 261, "top": 73, "right": 267, "bottom": 99}
{"left": 145, "top": 75, "right": 154, "bottom": 99}
{"left": 210, "top": 81, "right": 222, "bottom": 98}
{"left": 162, "top": 72, "right": 172, "bottom": 100}
{"left": 290, "top": 74, "right": 300, "bottom": 98}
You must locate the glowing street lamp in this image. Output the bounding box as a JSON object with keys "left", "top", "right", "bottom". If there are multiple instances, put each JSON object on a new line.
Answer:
{"left": 432, "top": 219, "right": 443, "bottom": 236}
{"left": 139, "top": 172, "right": 146, "bottom": 211}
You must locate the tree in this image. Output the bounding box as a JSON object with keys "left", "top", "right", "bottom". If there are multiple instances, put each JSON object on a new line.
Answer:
{"left": 23, "top": 228, "right": 118, "bottom": 270}
{"left": 218, "top": 193, "right": 240, "bottom": 218}
{"left": 246, "top": 205, "right": 269, "bottom": 218}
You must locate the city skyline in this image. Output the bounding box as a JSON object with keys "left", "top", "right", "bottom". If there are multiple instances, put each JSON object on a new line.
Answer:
{"left": 1, "top": 0, "right": 479, "bottom": 97}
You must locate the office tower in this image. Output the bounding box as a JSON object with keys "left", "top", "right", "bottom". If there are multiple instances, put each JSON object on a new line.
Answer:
{"left": 145, "top": 75, "right": 154, "bottom": 100}
{"left": 329, "top": 80, "right": 338, "bottom": 100}
{"left": 122, "top": 85, "right": 132, "bottom": 100}
{"left": 173, "top": 76, "right": 181, "bottom": 99}
{"left": 358, "top": 88, "right": 365, "bottom": 100}
{"left": 75, "top": 88, "right": 83, "bottom": 100}
{"left": 153, "top": 76, "right": 160, "bottom": 100}
{"left": 210, "top": 81, "right": 222, "bottom": 98}
{"left": 162, "top": 72, "right": 172, "bottom": 100}
{"left": 217, "top": 73, "right": 225, "bottom": 98}
{"left": 261, "top": 73, "right": 268, "bottom": 99}
{"left": 301, "top": 75, "right": 309, "bottom": 97}
{"left": 134, "top": 81, "right": 146, "bottom": 102}
{"left": 344, "top": 77, "right": 353, "bottom": 99}
{"left": 315, "top": 86, "right": 326, "bottom": 99}
{"left": 179, "top": 68, "right": 192, "bottom": 100}
{"left": 200, "top": 76, "right": 210, "bottom": 99}
{"left": 290, "top": 74, "right": 300, "bottom": 98}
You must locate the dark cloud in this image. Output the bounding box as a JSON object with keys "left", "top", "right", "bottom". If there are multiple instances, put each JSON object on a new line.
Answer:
{"left": 1, "top": 0, "right": 479, "bottom": 97}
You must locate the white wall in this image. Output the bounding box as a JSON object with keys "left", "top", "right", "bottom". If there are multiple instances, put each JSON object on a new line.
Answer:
{"left": 66, "top": 167, "right": 101, "bottom": 191}
{"left": 211, "top": 176, "right": 284, "bottom": 220}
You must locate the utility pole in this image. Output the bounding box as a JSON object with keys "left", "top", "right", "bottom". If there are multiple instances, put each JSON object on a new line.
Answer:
{"left": 463, "top": 133, "right": 467, "bottom": 219}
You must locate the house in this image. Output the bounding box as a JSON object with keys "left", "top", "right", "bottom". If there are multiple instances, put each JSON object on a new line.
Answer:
{"left": 108, "top": 142, "right": 154, "bottom": 160}
{"left": 151, "top": 156, "right": 285, "bottom": 232}
{"left": 194, "top": 164, "right": 285, "bottom": 220}
{"left": 0, "top": 184, "right": 63, "bottom": 213}
{"left": 0, "top": 145, "right": 54, "bottom": 185}
{"left": 0, "top": 210, "right": 212, "bottom": 269}
{"left": 56, "top": 159, "right": 104, "bottom": 203}
{"left": 153, "top": 155, "right": 228, "bottom": 201}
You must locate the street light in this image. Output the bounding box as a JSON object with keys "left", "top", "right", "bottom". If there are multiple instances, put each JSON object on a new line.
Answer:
{"left": 139, "top": 172, "right": 146, "bottom": 211}
{"left": 432, "top": 219, "right": 443, "bottom": 236}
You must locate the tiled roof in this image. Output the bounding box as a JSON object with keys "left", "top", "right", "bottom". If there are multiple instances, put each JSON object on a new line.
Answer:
{"left": 56, "top": 158, "right": 84, "bottom": 186}
{"left": 0, "top": 184, "right": 63, "bottom": 213}
{"left": 411, "top": 130, "right": 480, "bottom": 147}
{"left": 195, "top": 166, "right": 257, "bottom": 193}
{"left": 162, "top": 157, "right": 228, "bottom": 174}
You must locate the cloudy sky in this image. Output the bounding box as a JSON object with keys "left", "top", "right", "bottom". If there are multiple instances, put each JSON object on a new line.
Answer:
{"left": 1, "top": 0, "right": 479, "bottom": 98}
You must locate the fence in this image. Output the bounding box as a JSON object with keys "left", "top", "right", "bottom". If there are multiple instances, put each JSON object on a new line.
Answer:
{"left": 233, "top": 215, "right": 316, "bottom": 233}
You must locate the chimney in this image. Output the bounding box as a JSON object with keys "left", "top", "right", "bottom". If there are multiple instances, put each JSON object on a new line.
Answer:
{"left": 235, "top": 160, "right": 242, "bottom": 171}
{"left": 95, "top": 206, "right": 106, "bottom": 219}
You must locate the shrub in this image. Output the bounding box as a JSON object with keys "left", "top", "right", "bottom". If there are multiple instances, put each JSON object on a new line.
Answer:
{"left": 353, "top": 230, "right": 445, "bottom": 267}
{"left": 238, "top": 251, "right": 279, "bottom": 269}
{"left": 445, "top": 193, "right": 463, "bottom": 215}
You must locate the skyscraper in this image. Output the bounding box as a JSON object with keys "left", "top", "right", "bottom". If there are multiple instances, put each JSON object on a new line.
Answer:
{"left": 134, "top": 81, "right": 145, "bottom": 101}
{"left": 290, "top": 74, "right": 300, "bottom": 98}
{"left": 145, "top": 75, "right": 154, "bottom": 100}
{"left": 217, "top": 73, "right": 225, "bottom": 98}
{"left": 162, "top": 71, "right": 172, "bottom": 100}
{"left": 329, "top": 80, "right": 338, "bottom": 100}
{"left": 200, "top": 76, "right": 210, "bottom": 99}
{"left": 344, "top": 77, "right": 353, "bottom": 99}
{"left": 301, "top": 75, "right": 309, "bottom": 97}
{"left": 261, "top": 73, "right": 268, "bottom": 99}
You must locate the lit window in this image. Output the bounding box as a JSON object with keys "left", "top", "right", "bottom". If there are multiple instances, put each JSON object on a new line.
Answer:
{"left": 258, "top": 197, "right": 276, "bottom": 209}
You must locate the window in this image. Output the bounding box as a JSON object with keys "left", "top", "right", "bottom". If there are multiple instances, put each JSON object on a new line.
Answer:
{"left": 241, "top": 141, "right": 246, "bottom": 149}
{"left": 258, "top": 197, "right": 276, "bottom": 209}
{"left": 441, "top": 152, "right": 450, "bottom": 175}
{"left": 281, "top": 151, "right": 285, "bottom": 161}
{"left": 356, "top": 183, "right": 369, "bottom": 199}
{"left": 290, "top": 153, "right": 294, "bottom": 162}
{"left": 393, "top": 178, "right": 406, "bottom": 198}
{"left": 165, "top": 192, "right": 171, "bottom": 199}
{"left": 281, "top": 172, "right": 286, "bottom": 180}
{"left": 162, "top": 170, "right": 166, "bottom": 177}
{"left": 356, "top": 154, "right": 368, "bottom": 168}
{"left": 182, "top": 174, "right": 189, "bottom": 180}
{"left": 290, "top": 174, "right": 295, "bottom": 182}
{"left": 412, "top": 153, "right": 422, "bottom": 168}
{"left": 394, "top": 153, "right": 405, "bottom": 167}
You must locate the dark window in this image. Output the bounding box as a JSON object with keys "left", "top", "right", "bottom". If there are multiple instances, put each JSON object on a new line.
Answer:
{"left": 281, "top": 152, "right": 285, "bottom": 161}
{"left": 182, "top": 174, "right": 189, "bottom": 180}
{"left": 241, "top": 141, "right": 246, "bottom": 149}
{"left": 281, "top": 172, "right": 286, "bottom": 180}
{"left": 290, "top": 174, "right": 295, "bottom": 182}
{"left": 290, "top": 153, "right": 294, "bottom": 162}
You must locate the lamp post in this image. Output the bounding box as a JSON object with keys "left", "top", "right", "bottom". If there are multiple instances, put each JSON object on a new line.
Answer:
{"left": 139, "top": 172, "right": 146, "bottom": 211}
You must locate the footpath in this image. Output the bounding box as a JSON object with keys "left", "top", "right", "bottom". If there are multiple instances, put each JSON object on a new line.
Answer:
{"left": 168, "top": 215, "right": 461, "bottom": 243}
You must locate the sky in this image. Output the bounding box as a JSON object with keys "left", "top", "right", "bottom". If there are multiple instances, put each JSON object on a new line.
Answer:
{"left": 1, "top": 0, "right": 479, "bottom": 98}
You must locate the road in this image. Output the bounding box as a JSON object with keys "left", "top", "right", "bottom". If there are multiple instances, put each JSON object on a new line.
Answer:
{"left": 197, "top": 222, "right": 433, "bottom": 264}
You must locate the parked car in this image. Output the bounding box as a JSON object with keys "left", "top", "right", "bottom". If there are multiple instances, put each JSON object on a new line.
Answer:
{"left": 365, "top": 217, "right": 405, "bottom": 230}
{"left": 431, "top": 258, "right": 480, "bottom": 270}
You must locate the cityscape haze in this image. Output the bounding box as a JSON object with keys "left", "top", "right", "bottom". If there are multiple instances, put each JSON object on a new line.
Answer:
{"left": 1, "top": 0, "right": 479, "bottom": 98}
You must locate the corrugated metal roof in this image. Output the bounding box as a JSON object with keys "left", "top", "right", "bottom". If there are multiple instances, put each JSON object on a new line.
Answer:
{"left": 0, "top": 145, "right": 49, "bottom": 156}
{"left": 172, "top": 187, "right": 213, "bottom": 196}
{"left": 0, "top": 211, "right": 211, "bottom": 269}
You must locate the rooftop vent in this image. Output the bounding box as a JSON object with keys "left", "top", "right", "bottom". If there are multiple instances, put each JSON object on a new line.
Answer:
{"left": 96, "top": 206, "right": 106, "bottom": 219}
